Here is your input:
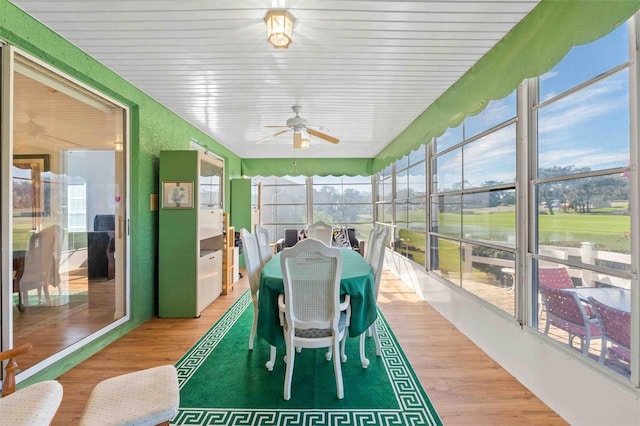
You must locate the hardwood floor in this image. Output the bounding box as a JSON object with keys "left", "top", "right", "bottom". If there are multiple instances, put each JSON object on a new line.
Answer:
{"left": 50, "top": 269, "right": 567, "bottom": 425}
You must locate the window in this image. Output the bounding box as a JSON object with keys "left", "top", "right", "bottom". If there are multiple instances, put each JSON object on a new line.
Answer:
{"left": 255, "top": 176, "right": 373, "bottom": 243}
{"left": 377, "top": 18, "right": 636, "bottom": 382}
{"left": 393, "top": 147, "right": 427, "bottom": 266}
{"left": 312, "top": 175, "right": 372, "bottom": 240}
{"left": 429, "top": 92, "right": 517, "bottom": 315}
{"left": 532, "top": 22, "right": 632, "bottom": 378}
{"left": 254, "top": 176, "right": 307, "bottom": 241}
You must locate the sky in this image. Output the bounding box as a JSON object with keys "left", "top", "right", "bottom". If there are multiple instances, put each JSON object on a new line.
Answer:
{"left": 434, "top": 21, "right": 630, "bottom": 192}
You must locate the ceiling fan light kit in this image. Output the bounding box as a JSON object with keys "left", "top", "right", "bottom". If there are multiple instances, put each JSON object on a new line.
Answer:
{"left": 293, "top": 131, "right": 310, "bottom": 150}
{"left": 264, "top": 9, "right": 295, "bottom": 49}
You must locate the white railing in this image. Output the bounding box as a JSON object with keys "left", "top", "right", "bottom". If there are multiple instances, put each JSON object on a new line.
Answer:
{"left": 463, "top": 242, "right": 631, "bottom": 289}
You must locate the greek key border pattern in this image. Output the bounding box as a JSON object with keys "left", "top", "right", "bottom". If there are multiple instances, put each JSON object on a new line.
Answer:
{"left": 174, "top": 291, "right": 441, "bottom": 425}
{"left": 175, "top": 291, "right": 252, "bottom": 388}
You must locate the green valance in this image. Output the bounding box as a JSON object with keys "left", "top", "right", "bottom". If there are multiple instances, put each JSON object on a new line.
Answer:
{"left": 241, "top": 158, "right": 374, "bottom": 177}
{"left": 372, "top": 0, "right": 640, "bottom": 172}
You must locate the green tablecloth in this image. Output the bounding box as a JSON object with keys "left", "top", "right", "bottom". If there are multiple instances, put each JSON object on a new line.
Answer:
{"left": 257, "top": 248, "right": 377, "bottom": 347}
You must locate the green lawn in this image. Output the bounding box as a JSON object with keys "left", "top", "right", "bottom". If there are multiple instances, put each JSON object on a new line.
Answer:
{"left": 438, "top": 210, "right": 630, "bottom": 252}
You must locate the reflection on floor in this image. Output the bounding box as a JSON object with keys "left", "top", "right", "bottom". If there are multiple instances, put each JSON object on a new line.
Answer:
{"left": 12, "top": 266, "right": 116, "bottom": 371}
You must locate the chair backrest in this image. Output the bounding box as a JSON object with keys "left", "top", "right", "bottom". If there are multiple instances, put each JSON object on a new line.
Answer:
{"left": 539, "top": 286, "right": 590, "bottom": 327}
{"left": 94, "top": 214, "right": 115, "bottom": 231}
{"left": 588, "top": 297, "right": 631, "bottom": 349}
{"left": 21, "top": 226, "right": 59, "bottom": 288}
{"left": 306, "top": 221, "right": 334, "bottom": 246}
{"left": 280, "top": 238, "right": 342, "bottom": 331}
{"left": 367, "top": 226, "right": 389, "bottom": 299}
{"left": 240, "top": 228, "right": 261, "bottom": 295}
{"left": 254, "top": 224, "right": 272, "bottom": 265}
{"left": 538, "top": 267, "right": 574, "bottom": 289}
{"left": 366, "top": 224, "right": 384, "bottom": 261}
{"left": 331, "top": 227, "right": 352, "bottom": 248}
{"left": 346, "top": 228, "right": 359, "bottom": 248}
{"left": 284, "top": 229, "right": 300, "bottom": 248}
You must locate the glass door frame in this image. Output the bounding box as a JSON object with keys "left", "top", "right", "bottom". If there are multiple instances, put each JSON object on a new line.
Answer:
{"left": 1, "top": 44, "right": 131, "bottom": 382}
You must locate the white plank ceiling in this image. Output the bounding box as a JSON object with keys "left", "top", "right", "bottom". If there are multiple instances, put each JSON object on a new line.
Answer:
{"left": 10, "top": 0, "right": 540, "bottom": 159}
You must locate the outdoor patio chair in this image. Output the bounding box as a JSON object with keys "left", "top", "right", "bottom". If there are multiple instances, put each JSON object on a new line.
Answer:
{"left": 0, "top": 342, "right": 63, "bottom": 426}
{"left": 278, "top": 238, "right": 350, "bottom": 400}
{"left": 538, "top": 267, "right": 575, "bottom": 289}
{"left": 588, "top": 296, "right": 631, "bottom": 365}
{"left": 538, "top": 267, "right": 594, "bottom": 320}
{"left": 539, "top": 286, "right": 601, "bottom": 356}
{"left": 240, "top": 228, "right": 277, "bottom": 370}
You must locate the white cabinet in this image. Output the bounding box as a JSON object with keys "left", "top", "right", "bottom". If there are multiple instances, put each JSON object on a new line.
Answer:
{"left": 159, "top": 150, "right": 225, "bottom": 317}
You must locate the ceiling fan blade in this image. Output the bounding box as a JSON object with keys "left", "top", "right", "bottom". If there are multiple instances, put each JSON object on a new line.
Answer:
{"left": 40, "top": 133, "right": 82, "bottom": 146}
{"left": 255, "top": 129, "right": 291, "bottom": 143}
{"left": 307, "top": 128, "right": 339, "bottom": 144}
{"left": 293, "top": 132, "right": 302, "bottom": 149}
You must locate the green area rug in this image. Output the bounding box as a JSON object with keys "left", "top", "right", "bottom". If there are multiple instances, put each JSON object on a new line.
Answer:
{"left": 173, "top": 290, "right": 442, "bottom": 425}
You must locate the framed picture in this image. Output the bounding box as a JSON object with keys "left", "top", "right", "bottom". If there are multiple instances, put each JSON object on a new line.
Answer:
{"left": 13, "top": 154, "right": 50, "bottom": 217}
{"left": 162, "top": 181, "right": 194, "bottom": 209}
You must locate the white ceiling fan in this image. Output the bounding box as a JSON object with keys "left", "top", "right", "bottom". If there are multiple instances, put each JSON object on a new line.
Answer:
{"left": 256, "top": 105, "right": 339, "bottom": 149}
{"left": 15, "top": 113, "right": 81, "bottom": 147}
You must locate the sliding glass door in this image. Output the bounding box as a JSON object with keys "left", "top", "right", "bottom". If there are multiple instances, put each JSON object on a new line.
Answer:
{"left": 2, "top": 48, "right": 129, "bottom": 376}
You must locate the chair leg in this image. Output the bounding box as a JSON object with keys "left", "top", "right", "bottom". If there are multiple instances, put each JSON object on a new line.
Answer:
{"left": 372, "top": 324, "right": 381, "bottom": 356}
{"left": 265, "top": 345, "right": 276, "bottom": 371}
{"left": 340, "top": 336, "right": 348, "bottom": 363}
{"left": 332, "top": 339, "right": 344, "bottom": 400}
{"left": 359, "top": 333, "right": 370, "bottom": 368}
{"left": 249, "top": 304, "right": 258, "bottom": 350}
{"left": 599, "top": 339, "right": 607, "bottom": 364}
{"left": 283, "top": 339, "right": 295, "bottom": 400}
{"left": 42, "top": 284, "right": 52, "bottom": 306}
{"left": 582, "top": 336, "right": 589, "bottom": 356}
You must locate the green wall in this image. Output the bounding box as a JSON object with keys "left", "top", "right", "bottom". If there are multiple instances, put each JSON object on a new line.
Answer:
{"left": 231, "top": 178, "right": 252, "bottom": 268}
{"left": 0, "top": 0, "right": 243, "bottom": 385}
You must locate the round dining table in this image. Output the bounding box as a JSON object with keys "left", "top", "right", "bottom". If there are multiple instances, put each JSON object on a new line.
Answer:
{"left": 256, "top": 247, "right": 377, "bottom": 347}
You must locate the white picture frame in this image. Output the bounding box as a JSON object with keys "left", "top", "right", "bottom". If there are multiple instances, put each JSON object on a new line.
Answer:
{"left": 162, "top": 181, "right": 194, "bottom": 209}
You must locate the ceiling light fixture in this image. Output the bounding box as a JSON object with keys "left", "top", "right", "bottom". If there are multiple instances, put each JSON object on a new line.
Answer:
{"left": 264, "top": 9, "right": 295, "bottom": 49}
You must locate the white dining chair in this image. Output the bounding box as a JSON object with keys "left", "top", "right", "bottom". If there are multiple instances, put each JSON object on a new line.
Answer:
{"left": 278, "top": 238, "right": 350, "bottom": 400}
{"left": 306, "top": 221, "right": 334, "bottom": 246}
{"left": 365, "top": 223, "right": 384, "bottom": 264}
{"left": 360, "top": 225, "right": 389, "bottom": 365}
{"left": 240, "top": 228, "right": 277, "bottom": 371}
{"left": 254, "top": 224, "right": 273, "bottom": 266}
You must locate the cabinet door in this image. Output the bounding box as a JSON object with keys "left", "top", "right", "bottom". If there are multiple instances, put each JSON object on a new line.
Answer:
{"left": 198, "top": 208, "right": 223, "bottom": 240}
{"left": 197, "top": 252, "right": 215, "bottom": 314}
{"left": 211, "top": 251, "right": 223, "bottom": 299}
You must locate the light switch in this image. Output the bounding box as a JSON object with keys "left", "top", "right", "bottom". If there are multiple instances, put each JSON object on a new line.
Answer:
{"left": 150, "top": 194, "right": 159, "bottom": 211}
